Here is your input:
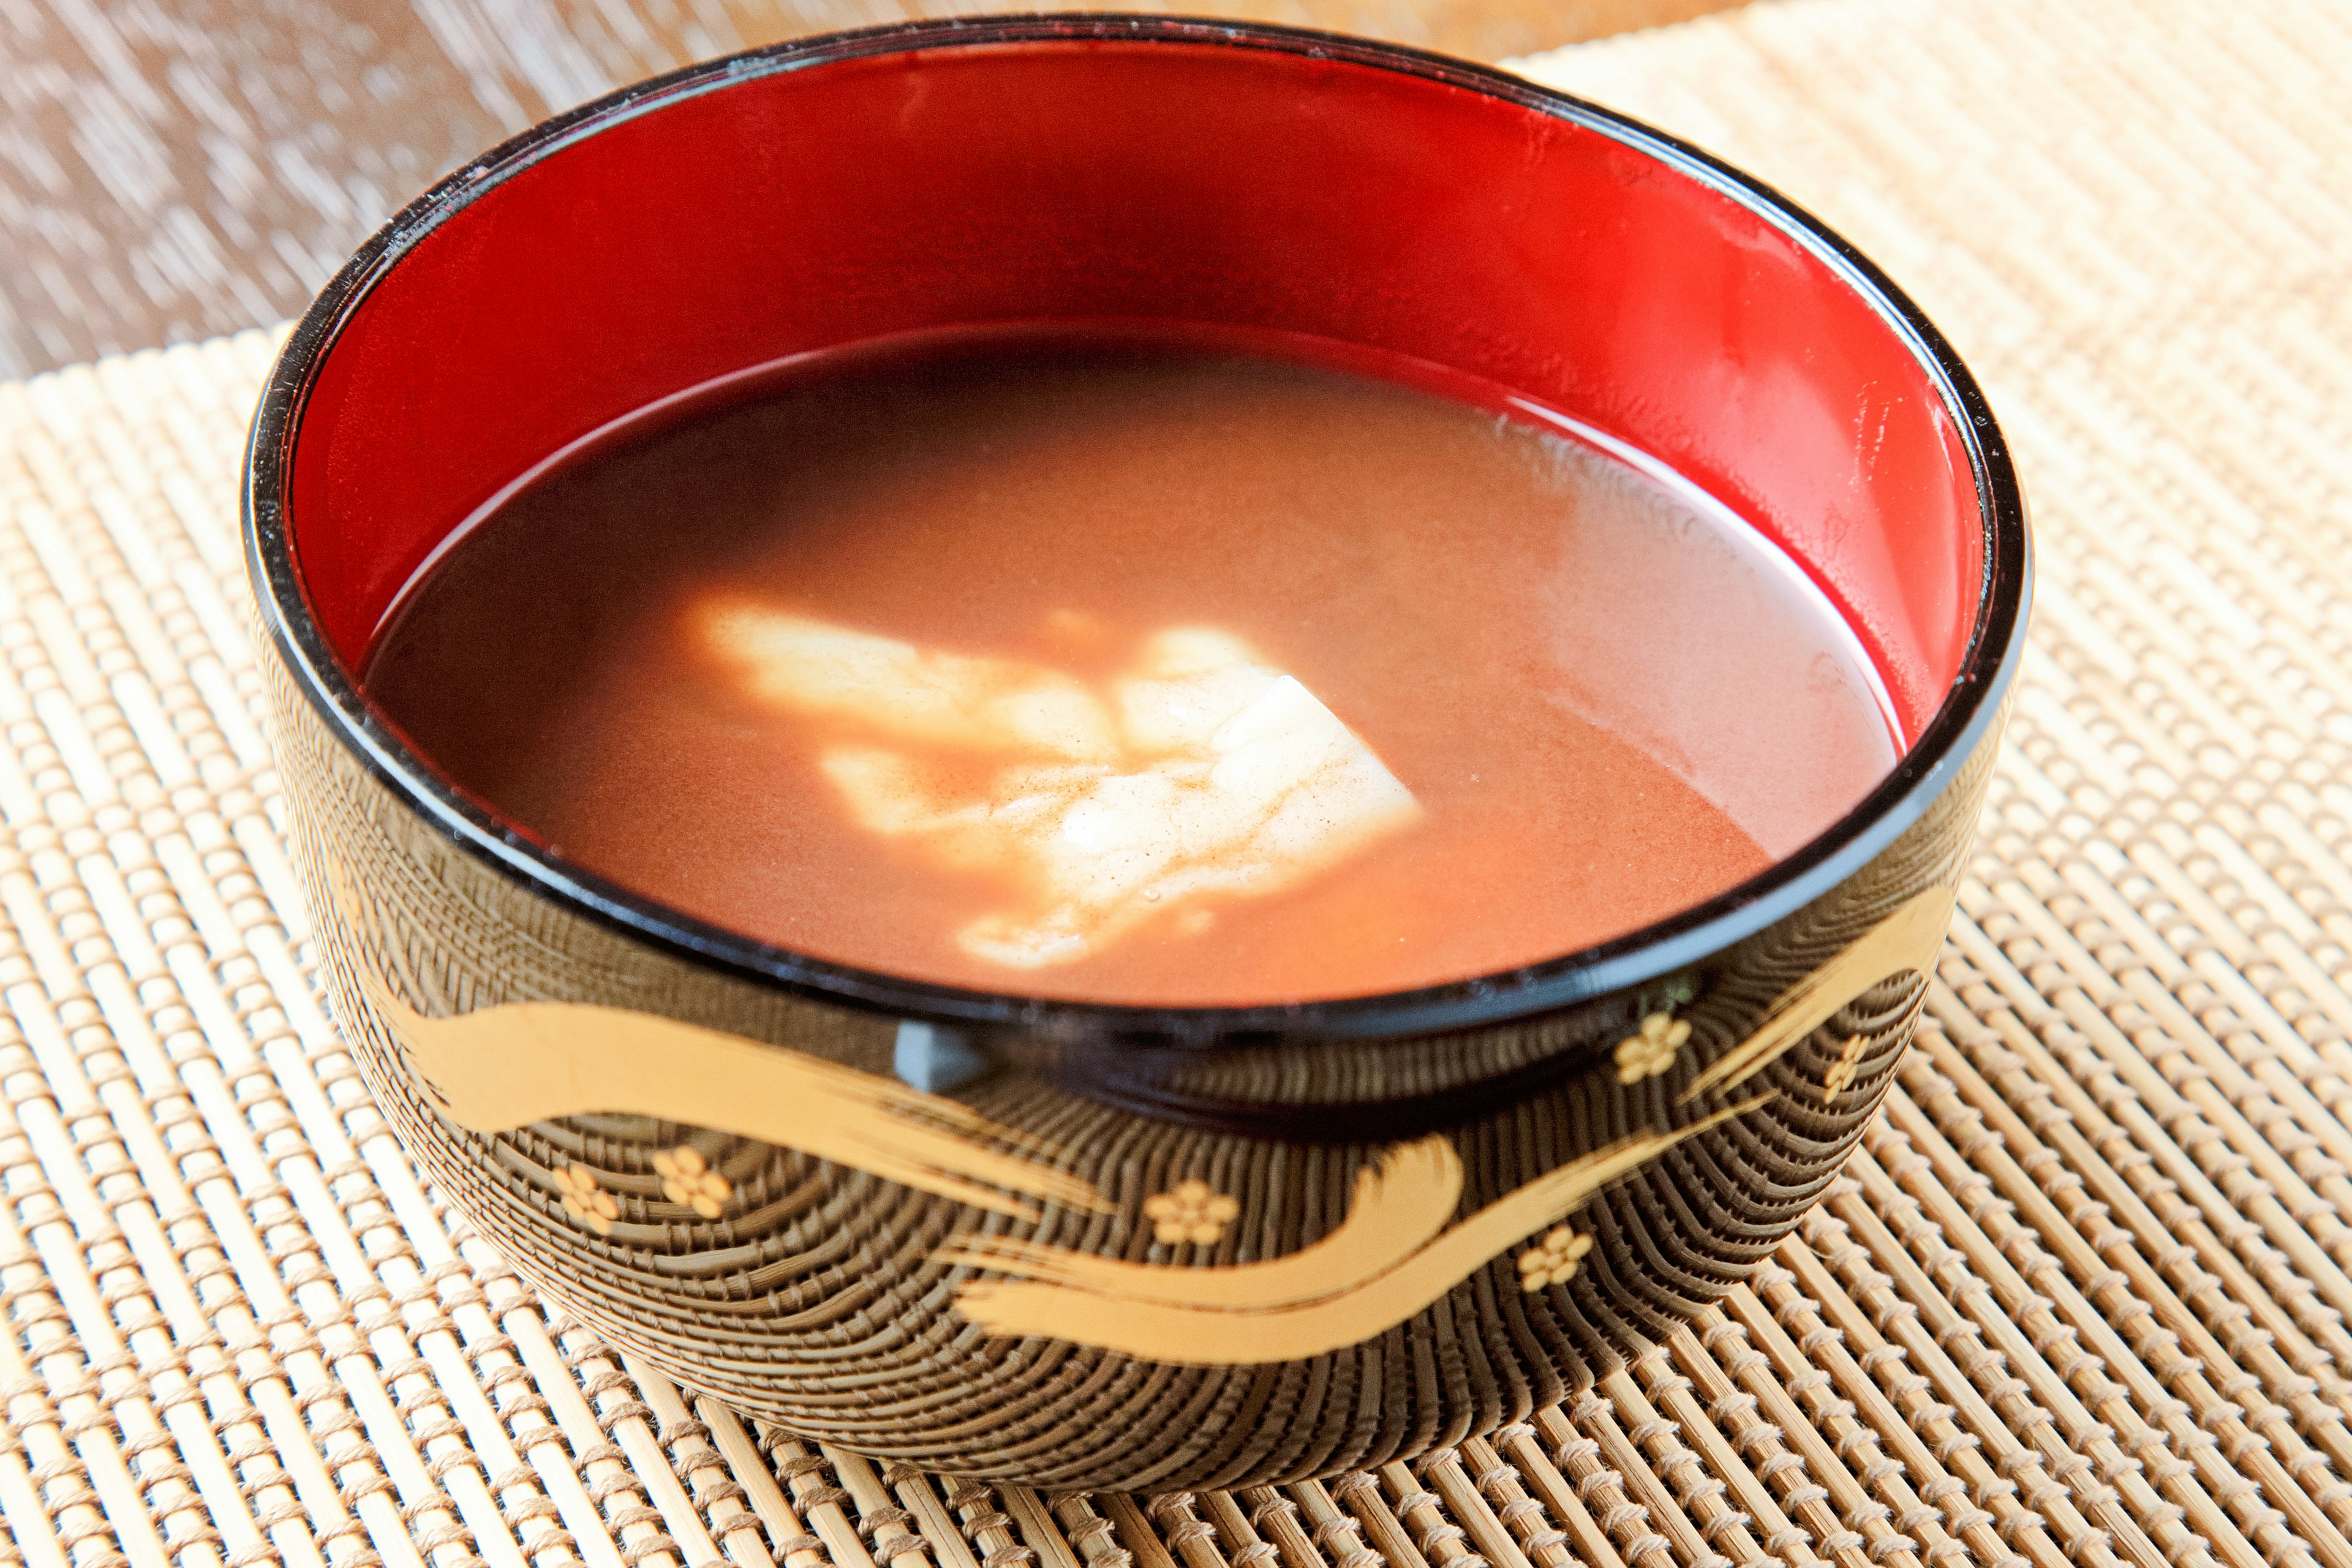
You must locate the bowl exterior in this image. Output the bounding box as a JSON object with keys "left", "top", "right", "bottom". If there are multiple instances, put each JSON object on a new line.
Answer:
{"left": 264, "top": 640, "right": 2000, "bottom": 1490}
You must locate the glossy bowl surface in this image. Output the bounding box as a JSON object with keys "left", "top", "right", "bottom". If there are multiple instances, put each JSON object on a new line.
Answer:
{"left": 249, "top": 16, "right": 2027, "bottom": 1488}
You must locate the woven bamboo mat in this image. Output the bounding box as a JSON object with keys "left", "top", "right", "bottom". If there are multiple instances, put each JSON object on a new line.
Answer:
{"left": 5, "top": 0, "right": 2351, "bottom": 1566}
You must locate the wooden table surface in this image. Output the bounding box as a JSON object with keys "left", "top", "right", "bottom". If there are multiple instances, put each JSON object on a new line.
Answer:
{"left": 0, "top": 0, "right": 1738, "bottom": 379}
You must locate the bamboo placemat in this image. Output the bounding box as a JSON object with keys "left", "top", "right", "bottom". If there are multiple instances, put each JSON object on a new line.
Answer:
{"left": 5, "top": 1, "right": 2351, "bottom": 1566}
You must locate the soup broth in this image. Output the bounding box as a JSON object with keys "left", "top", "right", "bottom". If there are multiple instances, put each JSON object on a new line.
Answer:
{"left": 365, "top": 333, "right": 1900, "bottom": 1005}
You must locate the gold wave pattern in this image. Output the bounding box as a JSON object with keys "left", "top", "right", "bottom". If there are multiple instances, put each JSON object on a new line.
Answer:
{"left": 345, "top": 955, "right": 1109, "bottom": 1219}
{"left": 1679, "top": 884, "right": 1956, "bottom": 1103}
{"left": 937, "top": 1134, "right": 1464, "bottom": 1305}
{"left": 338, "top": 861, "right": 1952, "bottom": 1360}
{"left": 944, "top": 1098, "right": 1765, "bottom": 1364}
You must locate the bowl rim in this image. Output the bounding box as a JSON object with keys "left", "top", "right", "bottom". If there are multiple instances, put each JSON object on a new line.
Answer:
{"left": 244, "top": 11, "right": 2032, "bottom": 1044}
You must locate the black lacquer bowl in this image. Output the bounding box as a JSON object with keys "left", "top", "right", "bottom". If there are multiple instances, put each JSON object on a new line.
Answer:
{"left": 248, "top": 17, "right": 2027, "bottom": 1490}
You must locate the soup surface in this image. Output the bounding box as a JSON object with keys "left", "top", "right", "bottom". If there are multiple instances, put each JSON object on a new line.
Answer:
{"left": 365, "top": 332, "right": 1900, "bottom": 1005}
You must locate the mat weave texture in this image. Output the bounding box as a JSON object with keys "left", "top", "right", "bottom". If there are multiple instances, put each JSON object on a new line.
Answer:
{"left": 5, "top": 1, "right": 2352, "bottom": 1566}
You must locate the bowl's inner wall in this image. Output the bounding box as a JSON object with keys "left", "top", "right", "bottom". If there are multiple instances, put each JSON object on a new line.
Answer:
{"left": 284, "top": 36, "right": 1982, "bottom": 741}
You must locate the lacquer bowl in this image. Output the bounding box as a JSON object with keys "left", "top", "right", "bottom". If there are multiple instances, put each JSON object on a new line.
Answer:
{"left": 247, "top": 16, "right": 2027, "bottom": 1491}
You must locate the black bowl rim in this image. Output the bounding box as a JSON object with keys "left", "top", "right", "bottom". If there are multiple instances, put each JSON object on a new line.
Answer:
{"left": 244, "top": 11, "right": 2032, "bottom": 1046}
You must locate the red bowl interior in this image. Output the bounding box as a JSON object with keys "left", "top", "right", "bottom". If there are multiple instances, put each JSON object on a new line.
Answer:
{"left": 285, "top": 30, "right": 1982, "bottom": 745}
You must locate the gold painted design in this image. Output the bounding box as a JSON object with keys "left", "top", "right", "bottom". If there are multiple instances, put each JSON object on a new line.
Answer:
{"left": 940, "top": 1136, "right": 1461, "bottom": 1308}
{"left": 941, "top": 1098, "right": 1764, "bottom": 1364}
{"left": 1613, "top": 1011, "right": 1691, "bottom": 1083}
{"left": 552, "top": 1163, "right": 618, "bottom": 1234}
{"left": 654, "top": 1145, "right": 733, "bottom": 1218}
{"left": 1144, "top": 1180, "right": 1241, "bottom": 1245}
{"left": 1518, "top": 1227, "right": 1593, "bottom": 1291}
{"left": 1822, "top": 1033, "right": 1870, "bottom": 1102}
{"left": 1680, "top": 884, "right": 1956, "bottom": 1104}
{"left": 333, "top": 851, "right": 1954, "bottom": 1365}
{"left": 342, "top": 952, "right": 1109, "bottom": 1222}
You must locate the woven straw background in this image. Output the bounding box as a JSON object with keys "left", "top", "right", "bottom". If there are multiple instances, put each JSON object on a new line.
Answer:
{"left": 6, "top": 0, "right": 2352, "bottom": 1566}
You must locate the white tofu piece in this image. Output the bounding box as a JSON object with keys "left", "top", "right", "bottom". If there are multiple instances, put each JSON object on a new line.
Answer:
{"left": 699, "top": 600, "right": 1120, "bottom": 763}
{"left": 699, "top": 598, "right": 1421, "bottom": 970}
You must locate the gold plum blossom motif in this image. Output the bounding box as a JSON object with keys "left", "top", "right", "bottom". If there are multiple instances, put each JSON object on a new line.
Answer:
{"left": 1822, "top": 1033, "right": 1871, "bottom": 1102}
{"left": 1144, "top": 1179, "right": 1241, "bottom": 1246}
{"left": 1614, "top": 1011, "right": 1692, "bottom": 1084}
{"left": 1518, "top": 1226, "right": 1595, "bottom": 1291}
{"left": 552, "top": 1163, "right": 619, "bottom": 1235}
{"left": 653, "top": 1145, "right": 734, "bottom": 1218}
